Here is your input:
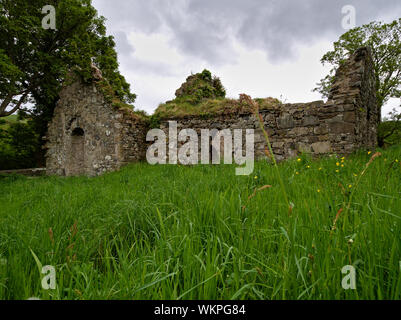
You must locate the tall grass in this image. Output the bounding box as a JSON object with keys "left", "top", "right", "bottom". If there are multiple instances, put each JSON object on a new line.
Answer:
{"left": 0, "top": 145, "right": 400, "bottom": 300}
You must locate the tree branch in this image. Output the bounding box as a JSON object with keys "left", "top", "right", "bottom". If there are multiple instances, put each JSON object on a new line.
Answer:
{"left": 0, "top": 93, "right": 14, "bottom": 115}
{"left": 0, "top": 92, "right": 29, "bottom": 117}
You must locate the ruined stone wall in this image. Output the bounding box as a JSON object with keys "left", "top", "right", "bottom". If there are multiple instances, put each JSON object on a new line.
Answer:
{"left": 45, "top": 77, "right": 148, "bottom": 176}
{"left": 46, "top": 47, "right": 378, "bottom": 176}
{"left": 159, "top": 47, "right": 378, "bottom": 161}
{"left": 328, "top": 46, "right": 379, "bottom": 151}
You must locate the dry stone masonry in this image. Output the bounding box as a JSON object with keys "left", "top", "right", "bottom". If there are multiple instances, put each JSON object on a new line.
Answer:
{"left": 159, "top": 47, "right": 379, "bottom": 162}
{"left": 45, "top": 76, "right": 148, "bottom": 176}
{"left": 45, "top": 47, "right": 379, "bottom": 176}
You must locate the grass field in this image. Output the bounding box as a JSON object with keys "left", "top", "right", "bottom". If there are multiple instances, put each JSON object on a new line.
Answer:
{"left": 0, "top": 145, "right": 400, "bottom": 300}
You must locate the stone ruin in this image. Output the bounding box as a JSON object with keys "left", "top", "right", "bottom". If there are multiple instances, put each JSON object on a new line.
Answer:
{"left": 45, "top": 77, "right": 148, "bottom": 176}
{"left": 45, "top": 47, "right": 379, "bottom": 176}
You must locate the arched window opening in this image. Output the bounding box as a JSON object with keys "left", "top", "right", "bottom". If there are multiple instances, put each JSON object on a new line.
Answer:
{"left": 72, "top": 127, "right": 85, "bottom": 136}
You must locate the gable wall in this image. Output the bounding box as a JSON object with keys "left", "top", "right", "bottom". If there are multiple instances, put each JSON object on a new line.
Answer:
{"left": 45, "top": 78, "right": 148, "bottom": 176}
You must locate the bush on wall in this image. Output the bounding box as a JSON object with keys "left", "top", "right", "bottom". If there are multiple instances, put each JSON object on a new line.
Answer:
{"left": 173, "top": 69, "right": 226, "bottom": 105}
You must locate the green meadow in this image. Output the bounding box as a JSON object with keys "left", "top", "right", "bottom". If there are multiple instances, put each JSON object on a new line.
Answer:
{"left": 0, "top": 145, "right": 400, "bottom": 300}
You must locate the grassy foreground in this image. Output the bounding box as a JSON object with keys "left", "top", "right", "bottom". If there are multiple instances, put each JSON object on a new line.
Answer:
{"left": 0, "top": 146, "right": 400, "bottom": 300}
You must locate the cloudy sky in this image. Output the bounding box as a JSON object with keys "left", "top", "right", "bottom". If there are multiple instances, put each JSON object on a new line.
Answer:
{"left": 92, "top": 0, "right": 401, "bottom": 116}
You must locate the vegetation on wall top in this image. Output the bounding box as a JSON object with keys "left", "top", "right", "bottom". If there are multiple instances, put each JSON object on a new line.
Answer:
{"left": 155, "top": 96, "right": 283, "bottom": 119}
{"left": 174, "top": 69, "right": 226, "bottom": 105}
{"left": 155, "top": 69, "right": 282, "bottom": 118}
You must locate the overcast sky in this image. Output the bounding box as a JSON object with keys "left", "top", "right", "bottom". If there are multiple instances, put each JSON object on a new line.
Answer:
{"left": 92, "top": 0, "right": 401, "bottom": 116}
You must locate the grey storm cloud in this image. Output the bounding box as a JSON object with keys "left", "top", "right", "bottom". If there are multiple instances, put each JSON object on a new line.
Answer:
{"left": 112, "top": 31, "right": 133, "bottom": 56}
{"left": 93, "top": 0, "right": 401, "bottom": 64}
{"left": 111, "top": 30, "right": 179, "bottom": 77}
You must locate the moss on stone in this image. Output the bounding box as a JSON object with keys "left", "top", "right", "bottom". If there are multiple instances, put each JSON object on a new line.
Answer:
{"left": 155, "top": 96, "right": 282, "bottom": 119}
{"left": 173, "top": 69, "right": 226, "bottom": 104}
{"left": 94, "top": 79, "right": 149, "bottom": 122}
{"left": 154, "top": 69, "right": 283, "bottom": 119}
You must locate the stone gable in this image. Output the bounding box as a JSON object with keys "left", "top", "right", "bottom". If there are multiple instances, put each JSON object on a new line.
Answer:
{"left": 45, "top": 77, "right": 149, "bottom": 176}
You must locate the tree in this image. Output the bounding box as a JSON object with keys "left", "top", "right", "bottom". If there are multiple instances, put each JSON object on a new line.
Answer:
{"left": 378, "top": 107, "right": 401, "bottom": 147}
{"left": 314, "top": 19, "right": 401, "bottom": 116}
{"left": 0, "top": 118, "right": 41, "bottom": 170}
{"left": 0, "top": 0, "right": 136, "bottom": 118}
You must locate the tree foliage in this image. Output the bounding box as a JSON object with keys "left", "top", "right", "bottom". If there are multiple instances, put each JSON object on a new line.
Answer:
{"left": 0, "top": 0, "right": 136, "bottom": 118}
{"left": 378, "top": 108, "right": 401, "bottom": 147}
{"left": 0, "top": 118, "right": 41, "bottom": 170}
{"left": 314, "top": 19, "right": 401, "bottom": 110}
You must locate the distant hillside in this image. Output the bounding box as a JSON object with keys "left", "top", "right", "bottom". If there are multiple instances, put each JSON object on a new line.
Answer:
{"left": 0, "top": 115, "right": 26, "bottom": 130}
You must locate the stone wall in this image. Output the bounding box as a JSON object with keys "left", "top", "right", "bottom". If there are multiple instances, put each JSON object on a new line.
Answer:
{"left": 328, "top": 47, "right": 379, "bottom": 151}
{"left": 45, "top": 77, "right": 148, "bottom": 176}
{"left": 45, "top": 47, "right": 378, "bottom": 176}
{"left": 159, "top": 47, "right": 379, "bottom": 162}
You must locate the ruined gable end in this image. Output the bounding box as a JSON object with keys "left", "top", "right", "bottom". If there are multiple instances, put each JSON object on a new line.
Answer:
{"left": 44, "top": 76, "right": 149, "bottom": 176}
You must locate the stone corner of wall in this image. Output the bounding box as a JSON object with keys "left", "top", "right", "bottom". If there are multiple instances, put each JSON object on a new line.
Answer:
{"left": 325, "top": 46, "right": 378, "bottom": 151}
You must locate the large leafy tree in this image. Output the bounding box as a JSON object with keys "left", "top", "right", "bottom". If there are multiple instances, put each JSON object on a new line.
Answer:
{"left": 314, "top": 19, "right": 401, "bottom": 116}
{"left": 0, "top": 0, "right": 136, "bottom": 118}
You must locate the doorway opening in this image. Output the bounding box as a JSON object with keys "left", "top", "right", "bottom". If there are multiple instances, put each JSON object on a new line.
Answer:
{"left": 69, "top": 127, "right": 85, "bottom": 175}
